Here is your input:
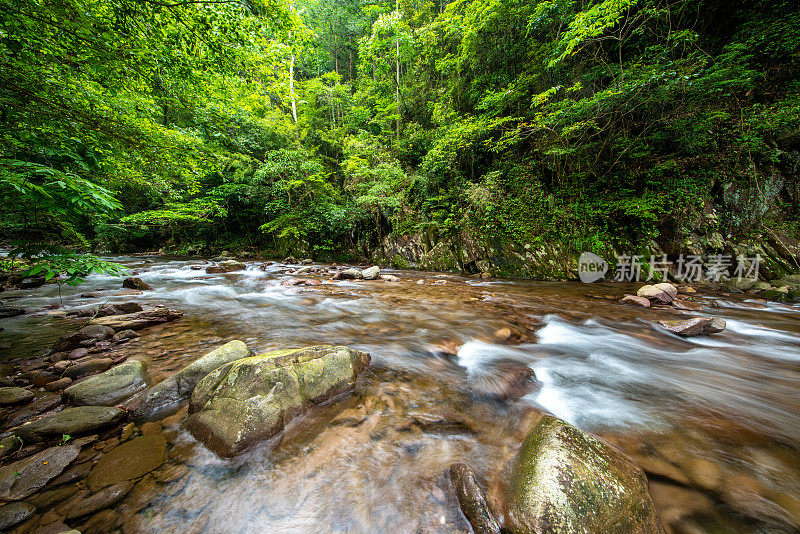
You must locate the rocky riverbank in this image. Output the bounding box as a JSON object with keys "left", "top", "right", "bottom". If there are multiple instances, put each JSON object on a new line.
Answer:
{"left": 0, "top": 256, "right": 799, "bottom": 533}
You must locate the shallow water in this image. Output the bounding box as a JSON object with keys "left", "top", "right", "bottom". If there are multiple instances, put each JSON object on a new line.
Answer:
{"left": 2, "top": 255, "right": 800, "bottom": 533}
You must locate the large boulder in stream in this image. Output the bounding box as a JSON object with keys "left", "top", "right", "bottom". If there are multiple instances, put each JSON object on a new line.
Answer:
{"left": 637, "top": 283, "right": 677, "bottom": 304}
{"left": 0, "top": 387, "right": 34, "bottom": 405}
{"left": 504, "top": 415, "right": 663, "bottom": 534}
{"left": 123, "top": 340, "right": 253, "bottom": 421}
{"left": 63, "top": 360, "right": 150, "bottom": 406}
{"left": 187, "top": 345, "right": 371, "bottom": 457}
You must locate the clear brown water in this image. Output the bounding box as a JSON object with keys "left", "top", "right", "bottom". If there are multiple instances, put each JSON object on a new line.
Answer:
{"left": 2, "top": 255, "right": 800, "bottom": 533}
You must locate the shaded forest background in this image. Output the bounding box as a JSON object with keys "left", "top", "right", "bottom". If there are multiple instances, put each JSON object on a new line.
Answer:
{"left": 1, "top": 0, "right": 799, "bottom": 276}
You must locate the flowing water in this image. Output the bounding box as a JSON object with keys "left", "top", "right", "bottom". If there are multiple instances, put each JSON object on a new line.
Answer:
{"left": 2, "top": 255, "right": 800, "bottom": 533}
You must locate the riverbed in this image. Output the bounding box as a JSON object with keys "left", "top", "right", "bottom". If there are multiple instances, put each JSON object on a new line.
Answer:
{"left": 2, "top": 255, "right": 800, "bottom": 533}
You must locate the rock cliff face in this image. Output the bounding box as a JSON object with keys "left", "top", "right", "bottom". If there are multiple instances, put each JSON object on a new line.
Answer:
{"left": 372, "top": 225, "right": 800, "bottom": 284}
{"left": 377, "top": 230, "right": 580, "bottom": 279}
{"left": 187, "top": 345, "right": 371, "bottom": 457}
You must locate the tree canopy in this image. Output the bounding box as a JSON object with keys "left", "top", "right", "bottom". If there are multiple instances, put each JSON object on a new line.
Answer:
{"left": 2, "top": 0, "right": 798, "bottom": 273}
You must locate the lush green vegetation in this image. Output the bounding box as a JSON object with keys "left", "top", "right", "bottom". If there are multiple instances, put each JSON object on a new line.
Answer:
{"left": 2, "top": 0, "right": 798, "bottom": 273}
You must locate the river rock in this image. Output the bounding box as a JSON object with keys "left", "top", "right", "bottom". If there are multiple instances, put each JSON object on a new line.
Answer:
{"left": 469, "top": 359, "right": 537, "bottom": 401}
{"left": 449, "top": 463, "right": 500, "bottom": 534}
{"left": 379, "top": 274, "right": 400, "bottom": 282}
{"left": 0, "top": 502, "right": 36, "bottom": 530}
{"left": 91, "top": 308, "right": 183, "bottom": 332}
{"left": 15, "top": 406, "right": 125, "bottom": 442}
{"left": 52, "top": 325, "right": 116, "bottom": 352}
{"left": 0, "top": 444, "right": 80, "bottom": 500}
{"left": 70, "top": 302, "right": 143, "bottom": 318}
{"left": 63, "top": 357, "right": 113, "bottom": 379}
{"left": 122, "top": 277, "right": 151, "bottom": 291}
{"left": 123, "top": 340, "right": 253, "bottom": 421}
{"left": 670, "top": 299, "right": 704, "bottom": 311}
{"left": 340, "top": 268, "right": 363, "bottom": 279}
{"left": 0, "top": 386, "right": 34, "bottom": 405}
{"left": 620, "top": 295, "right": 650, "bottom": 307}
{"left": 637, "top": 284, "right": 676, "bottom": 304}
{"left": 0, "top": 306, "right": 25, "bottom": 318}
{"left": 188, "top": 345, "right": 371, "bottom": 457}
{"left": 504, "top": 415, "right": 662, "bottom": 534}
{"left": 67, "top": 348, "right": 90, "bottom": 360}
{"left": 3, "top": 392, "right": 63, "bottom": 429}
{"left": 45, "top": 377, "right": 73, "bottom": 392}
{"left": 658, "top": 317, "right": 726, "bottom": 336}
{"left": 0, "top": 435, "right": 21, "bottom": 458}
{"left": 726, "top": 278, "right": 756, "bottom": 292}
{"left": 66, "top": 481, "right": 133, "bottom": 519}
{"left": 362, "top": 266, "right": 380, "bottom": 280}
{"left": 63, "top": 360, "right": 150, "bottom": 406}
{"left": 206, "top": 260, "right": 246, "bottom": 274}
{"left": 87, "top": 435, "right": 166, "bottom": 491}
{"left": 111, "top": 329, "right": 138, "bottom": 342}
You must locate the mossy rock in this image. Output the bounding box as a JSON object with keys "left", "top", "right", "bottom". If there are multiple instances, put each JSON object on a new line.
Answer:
{"left": 187, "top": 345, "right": 370, "bottom": 457}
{"left": 505, "top": 415, "right": 663, "bottom": 534}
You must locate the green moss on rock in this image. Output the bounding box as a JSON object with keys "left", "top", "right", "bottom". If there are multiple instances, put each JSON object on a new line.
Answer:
{"left": 505, "top": 415, "right": 663, "bottom": 534}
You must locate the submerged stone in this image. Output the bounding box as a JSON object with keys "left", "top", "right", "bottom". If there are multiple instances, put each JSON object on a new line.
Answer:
{"left": 0, "top": 445, "right": 80, "bottom": 500}
{"left": 505, "top": 415, "right": 663, "bottom": 534}
{"left": 67, "top": 481, "right": 134, "bottom": 518}
{"left": 188, "top": 345, "right": 370, "bottom": 457}
{"left": 88, "top": 435, "right": 166, "bottom": 491}
{"left": 449, "top": 463, "right": 500, "bottom": 534}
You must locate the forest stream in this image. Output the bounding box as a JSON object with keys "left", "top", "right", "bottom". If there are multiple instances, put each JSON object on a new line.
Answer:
{"left": 2, "top": 255, "right": 800, "bottom": 533}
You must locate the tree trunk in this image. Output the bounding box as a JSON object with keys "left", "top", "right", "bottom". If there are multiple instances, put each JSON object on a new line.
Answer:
{"left": 290, "top": 53, "right": 298, "bottom": 124}
{"left": 396, "top": 0, "right": 401, "bottom": 139}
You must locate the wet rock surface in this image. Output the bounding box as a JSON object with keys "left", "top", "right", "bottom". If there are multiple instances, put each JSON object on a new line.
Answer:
{"left": 91, "top": 307, "right": 183, "bottom": 331}
{"left": 0, "top": 445, "right": 80, "bottom": 500}
{"left": 504, "top": 415, "right": 663, "bottom": 534}
{"left": 0, "top": 386, "right": 34, "bottom": 405}
{"left": 123, "top": 340, "right": 252, "bottom": 421}
{"left": 206, "top": 260, "right": 246, "bottom": 274}
{"left": 188, "top": 345, "right": 371, "bottom": 457}
{"left": 122, "top": 277, "right": 152, "bottom": 291}
{"left": 14, "top": 406, "right": 125, "bottom": 442}
{"left": 88, "top": 435, "right": 167, "bottom": 491}
{"left": 658, "top": 317, "right": 726, "bottom": 336}
{"left": 0, "top": 501, "right": 36, "bottom": 530}
{"left": 63, "top": 359, "right": 150, "bottom": 406}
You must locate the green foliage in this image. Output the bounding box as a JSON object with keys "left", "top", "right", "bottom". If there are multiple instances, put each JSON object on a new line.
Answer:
{"left": 4, "top": 0, "right": 799, "bottom": 267}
